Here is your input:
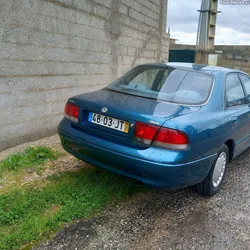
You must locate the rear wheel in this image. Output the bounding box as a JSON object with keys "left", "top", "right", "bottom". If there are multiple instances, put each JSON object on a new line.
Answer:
{"left": 196, "top": 144, "right": 229, "bottom": 196}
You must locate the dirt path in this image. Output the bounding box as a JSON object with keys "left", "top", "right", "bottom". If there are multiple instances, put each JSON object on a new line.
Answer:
{"left": 35, "top": 148, "right": 250, "bottom": 250}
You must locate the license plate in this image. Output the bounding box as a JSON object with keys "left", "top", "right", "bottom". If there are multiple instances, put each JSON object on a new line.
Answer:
{"left": 88, "top": 112, "right": 129, "bottom": 133}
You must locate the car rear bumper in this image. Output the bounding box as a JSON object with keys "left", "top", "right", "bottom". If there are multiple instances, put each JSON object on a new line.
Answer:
{"left": 58, "top": 119, "right": 216, "bottom": 189}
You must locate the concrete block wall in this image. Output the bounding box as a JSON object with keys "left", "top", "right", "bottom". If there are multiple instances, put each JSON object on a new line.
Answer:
{"left": 0, "top": 0, "right": 169, "bottom": 151}
{"left": 170, "top": 44, "right": 250, "bottom": 75}
{"left": 215, "top": 46, "right": 250, "bottom": 75}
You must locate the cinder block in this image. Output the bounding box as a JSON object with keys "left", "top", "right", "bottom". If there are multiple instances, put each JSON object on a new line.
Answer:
{"left": 129, "top": 8, "right": 159, "bottom": 29}
{"left": 118, "top": 35, "right": 143, "bottom": 48}
{"left": 121, "top": 56, "right": 135, "bottom": 65}
{"left": 121, "top": 26, "right": 147, "bottom": 41}
{"left": 117, "top": 65, "right": 133, "bottom": 76}
{"left": 1, "top": 27, "right": 31, "bottom": 44}
{"left": 120, "top": 0, "right": 159, "bottom": 21}
{"left": 142, "top": 50, "right": 155, "bottom": 58}
{"left": 90, "top": 0, "right": 112, "bottom": 8}
{"left": 56, "top": 0, "right": 74, "bottom": 6}
{"left": 0, "top": 0, "right": 11, "bottom": 13}
{"left": 127, "top": 46, "right": 137, "bottom": 56}
{"left": 162, "top": 38, "right": 170, "bottom": 46}
{"left": 118, "top": 3, "right": 129, "bottom": 15}
{"left": 146, "top": 42, "right": 159, "bottom": 51}
{"left": 118, "top": 45, "right": 128, "bottom": 55}
{"left": 121, "top": 14, "right": 159, "bottom": 34}
{"left": 162, "top": 52, "right": 169, "bottom": 60}
{"left": 68, "top": 23, "right": 110, "bottom": 42}
{"left": 0, "top": 9, "right": 33, "bottom": 29}
{"left": 73, "top": 0, "right": 111, "bottom": 19}
{"left": 31, "top": 30, "right": 69, "bottom": 49}
{"left": 162, "top": 44, "right": 169, "bottom": 53}
{"left": 68, "top": 36, "right": 112, "bottom": 53}
{"left": 136, "top": 0, "right": 160, "bottom": 14}
{"left": 149, "top": 0, "right": 161, "bottom": 6}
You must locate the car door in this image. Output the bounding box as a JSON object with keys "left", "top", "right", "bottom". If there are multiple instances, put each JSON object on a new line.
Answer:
{"left": 238, "top": 73, "right": 250, "bottom": 145}
{"left": 224, "top": 73, "right": 249, "bottom": 156}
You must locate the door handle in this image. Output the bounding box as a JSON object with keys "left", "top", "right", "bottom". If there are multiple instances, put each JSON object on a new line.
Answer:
{"left": 231, "top": 117, "right": 238, "bottom": 124}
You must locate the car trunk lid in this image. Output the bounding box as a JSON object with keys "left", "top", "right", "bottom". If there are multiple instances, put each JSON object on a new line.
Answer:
{"left": 69, "top": 89, "right": 200, "bottom": 148}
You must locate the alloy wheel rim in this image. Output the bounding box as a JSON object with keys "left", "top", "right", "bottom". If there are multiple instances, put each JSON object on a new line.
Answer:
{"left": 212, "top": 152, "right": 227, "bottom": 188}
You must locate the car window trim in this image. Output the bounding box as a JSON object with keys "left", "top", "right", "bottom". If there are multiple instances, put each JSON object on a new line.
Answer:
{"left": 238, "top": 73, "right": 250, "bottom": 104}
{"left": 236, "top": 74, "right": 248, "bottom": 104}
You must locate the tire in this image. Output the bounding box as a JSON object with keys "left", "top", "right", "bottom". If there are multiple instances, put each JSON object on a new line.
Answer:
{"left": 196, "top": 144, "right": 229, "bottom": 196}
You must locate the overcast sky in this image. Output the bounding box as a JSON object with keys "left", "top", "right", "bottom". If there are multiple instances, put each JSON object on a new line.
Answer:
{"left": 167, "top": 0, "right": 250, "bottom": 45}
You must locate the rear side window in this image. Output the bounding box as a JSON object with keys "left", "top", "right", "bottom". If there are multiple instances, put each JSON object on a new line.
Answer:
{"left": 239, "top": 74, "right": 250, "bottom": 102}
{"left": 171, "top": 72, "right": 213, "bottom": 105}
{"left": 127, "top": 68, "right": 161, "bottom": 90}
{"left": 225, "top": 74, "right": 246, "bottom": 107}
{"left": 107, "top": 67, "right": 213, "bottom": 105}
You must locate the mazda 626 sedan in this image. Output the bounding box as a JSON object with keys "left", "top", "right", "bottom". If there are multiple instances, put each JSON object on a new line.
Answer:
{"left": 58, "top": 63, "right": 250, "bottom": 196}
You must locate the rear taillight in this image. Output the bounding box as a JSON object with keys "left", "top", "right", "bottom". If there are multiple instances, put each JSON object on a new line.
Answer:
{"left": 153, "top": 127, "right": 189, "bottom": 150}
{"left": 134, "top": 122, "right": 189, "bottom": 150}
{"left": 64, "top": 102, "right": 79, "bottom": 123}
{"left": 134, "top": 122, "right": 159, "bottom": 145}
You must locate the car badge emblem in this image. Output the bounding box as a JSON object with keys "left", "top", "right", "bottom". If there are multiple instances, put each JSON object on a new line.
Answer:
{"left": 101, "top": 107, "right": 108, "bottom": 113}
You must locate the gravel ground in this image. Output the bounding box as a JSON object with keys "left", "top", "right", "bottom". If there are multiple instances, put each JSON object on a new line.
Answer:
{"left": 35, "top": 147, "right": 250, "bottom": 250}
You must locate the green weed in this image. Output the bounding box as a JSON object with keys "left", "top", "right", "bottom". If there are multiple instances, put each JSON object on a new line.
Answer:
{"left": 0, "top": 167, "right": 146, "bottom": 250}
{"left": 0, "top": 146, "right": 61, "bottom": 173}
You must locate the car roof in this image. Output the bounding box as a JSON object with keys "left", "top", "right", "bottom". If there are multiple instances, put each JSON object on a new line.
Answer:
{"left": 137, "top": 62, "right": 246, "bottom": 75}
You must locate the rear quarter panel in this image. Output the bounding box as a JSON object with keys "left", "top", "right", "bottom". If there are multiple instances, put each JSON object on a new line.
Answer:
{"left": 160, "top": 72, "right": 234, "bottom": 164}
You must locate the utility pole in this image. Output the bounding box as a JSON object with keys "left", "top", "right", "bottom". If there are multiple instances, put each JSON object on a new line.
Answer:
{"left": 196, "top": 0, "right": 221, "bottom": 50}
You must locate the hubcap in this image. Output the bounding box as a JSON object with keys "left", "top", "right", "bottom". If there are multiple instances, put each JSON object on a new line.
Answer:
{"left": 212, "top": 152, "right": 227, "bottom": 188}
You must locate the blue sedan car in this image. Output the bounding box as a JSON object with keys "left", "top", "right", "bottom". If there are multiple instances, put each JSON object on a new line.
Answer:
{"left": 58, "top": 63, "right": 250, "bottom": 196}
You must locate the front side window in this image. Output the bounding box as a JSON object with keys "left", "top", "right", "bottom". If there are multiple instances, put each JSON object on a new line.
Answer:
{"left": 107, "top": 66, "right": 213, "bottom": 105}
{"left": 225, "top": 74, "right": 246, "bottom": 107}
{"left": 239, "top": 74, "right": 250, "bottom": 102}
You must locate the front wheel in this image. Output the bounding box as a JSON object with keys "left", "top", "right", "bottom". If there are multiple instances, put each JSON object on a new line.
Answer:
{"left": 196, "top": 144, "right": 229, "bottom": 196}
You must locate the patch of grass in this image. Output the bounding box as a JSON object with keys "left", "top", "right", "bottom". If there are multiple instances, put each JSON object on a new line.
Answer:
{"left": 0, "top": 167, "right": 147, "bottom": 250}
{"left": 0, "top": 146, "right": 61, "bottom": 173}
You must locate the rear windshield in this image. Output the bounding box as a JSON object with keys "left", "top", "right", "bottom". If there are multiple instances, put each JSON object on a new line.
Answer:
{"left": 106, "top": 66, "right": 213, "bottom": 105}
